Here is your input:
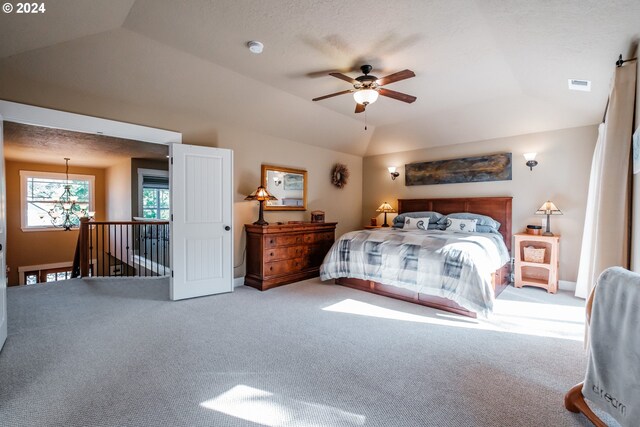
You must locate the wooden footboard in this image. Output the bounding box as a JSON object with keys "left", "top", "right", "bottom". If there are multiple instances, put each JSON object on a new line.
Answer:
{"left": 335, "top": 264, "right": 510, "bottom": 319}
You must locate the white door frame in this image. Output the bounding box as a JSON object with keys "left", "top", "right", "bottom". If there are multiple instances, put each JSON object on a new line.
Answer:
{"left": 0, "top": 115, "right": 6, "bottom": 351}
{"left": 0, "top": 101, "right": 181, "bottom": 145}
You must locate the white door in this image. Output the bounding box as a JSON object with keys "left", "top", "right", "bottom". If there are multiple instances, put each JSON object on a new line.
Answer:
{"left": 170, "top": 144, "right": 233, "bottom": 300}
{"left": 0, "top": 117, "right": 7, "bottom": 351}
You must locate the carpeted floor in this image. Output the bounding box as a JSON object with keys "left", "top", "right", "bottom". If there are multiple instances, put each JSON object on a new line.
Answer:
{"left": 0, "top": 278, "right": 599, "bottom": 426}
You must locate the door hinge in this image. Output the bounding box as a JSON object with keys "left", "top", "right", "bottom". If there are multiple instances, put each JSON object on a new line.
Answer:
{"left": 171, "top": 214, "right": 173, "bottom": 221}
{"left": 171, "top": 270, "right": 174, "bottom": 278}
{"left": 170, "top": 157, "right": 173, "bottom": 165}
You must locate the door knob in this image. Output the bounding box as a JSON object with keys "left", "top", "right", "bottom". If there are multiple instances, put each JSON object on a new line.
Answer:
{"left": 224, "top": 226, "right": 231, "bottom": 231}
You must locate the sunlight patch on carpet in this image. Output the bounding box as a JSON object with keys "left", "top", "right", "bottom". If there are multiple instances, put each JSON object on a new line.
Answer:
{"left": 200, "top": 384, "right": 366, "bottom": 426}
{"left": 323, "top": 298, "right": 584, "bottom": 341}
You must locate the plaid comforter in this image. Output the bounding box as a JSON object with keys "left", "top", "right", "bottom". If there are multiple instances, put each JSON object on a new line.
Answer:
{"left": 320, "top": 228, "right": 510, "bottom": 317}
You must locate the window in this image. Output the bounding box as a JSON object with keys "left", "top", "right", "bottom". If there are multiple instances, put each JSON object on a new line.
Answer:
{"left": 143, "top": 187, "right": 170, "bottom": 219}
{"left": 23, "top": 267, "right": 73, "bottom": 285}
{"left": 138, "top": 171, "right": 169, "bottom": 220}
{"left": 20, "top": 171, "right": 95, "bottom": 230}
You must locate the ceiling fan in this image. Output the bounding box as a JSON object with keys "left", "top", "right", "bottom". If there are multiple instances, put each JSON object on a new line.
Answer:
{"left": 312, "top": 64, "right": 417, "bottom": 113}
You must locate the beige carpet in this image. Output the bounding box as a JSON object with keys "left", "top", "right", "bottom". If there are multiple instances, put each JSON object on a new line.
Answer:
{"left": 0, "top": 277, "right": 599, "bottom": 426}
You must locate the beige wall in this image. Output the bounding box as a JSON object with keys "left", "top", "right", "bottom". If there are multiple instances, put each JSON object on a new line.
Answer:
{"left": 0, "top": 77, "right": 363, "bottom": 279}
{"left": 105, "top": 159, "right": 131, "bottom": 221}
{"left": 216, "top": 125, "right": 362, "bottom": 279}
{"left": 4, "top": 160, "right": 106, "bottom": 285}
{"left": 363, "top": 125, "right": 598, "bottom": 282}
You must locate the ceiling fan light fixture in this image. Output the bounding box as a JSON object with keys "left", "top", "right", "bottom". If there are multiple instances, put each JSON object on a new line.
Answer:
{"left": 353, "top": 89, "right": 379, "bottom": 105}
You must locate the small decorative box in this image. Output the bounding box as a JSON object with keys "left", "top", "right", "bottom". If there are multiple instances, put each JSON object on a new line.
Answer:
{"left": 311, "top": 210, "right": 325, "bottom": 223}
{"left": 526, "top": 225, "right": 542, "bottom": 235}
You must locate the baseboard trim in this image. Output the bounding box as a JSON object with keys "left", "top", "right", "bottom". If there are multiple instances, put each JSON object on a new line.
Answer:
{"left": 559, "top": 280, "right": 576, "bottom": 292}
{"left": 233, "top": 277, "right": 245, "bottom": 288}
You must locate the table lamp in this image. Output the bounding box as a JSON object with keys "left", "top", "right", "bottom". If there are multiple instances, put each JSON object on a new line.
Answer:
{"left": 376, "top": 202, "right": 396, "bottom": 227}
{"left": 245, "top": 186, "right": 277, "bottom": 226}
{"left": 535, "top": 200, "right": 562, "bottom": 236}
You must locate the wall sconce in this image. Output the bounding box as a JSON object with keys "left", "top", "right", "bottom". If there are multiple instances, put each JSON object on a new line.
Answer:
{"left": 524, "top": 153, "right": 538, "bottom": 171}
{"left": 388, "top": 166, "right": 400, "bottom": 180}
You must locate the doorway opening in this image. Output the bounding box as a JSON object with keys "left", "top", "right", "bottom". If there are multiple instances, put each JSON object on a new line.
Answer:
{"left": 0, "top": 101, "right": 180, "bottom": 286}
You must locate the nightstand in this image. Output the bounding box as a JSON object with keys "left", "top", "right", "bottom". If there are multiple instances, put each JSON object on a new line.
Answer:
{"left": 364, "top": 225, "right": 382, "bottom": 229}
{"left": 514, "top": 233, "right": 560, "bottom": 293}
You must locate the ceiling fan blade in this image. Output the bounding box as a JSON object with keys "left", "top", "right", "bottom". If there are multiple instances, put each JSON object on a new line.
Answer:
{"left": 355, "top": 103, "right": 365, "bottom": 114}
{"left": 376, "top": 69, "right": 415, "bottom": 86}
{"left": 312, "top": 89, "right": 353, "bottom": 102}
{"left": 378, "top": 88, "right": 417, "bottom": 103}
{"left": 329, "top": 72, "right": 358, "bottom": 84}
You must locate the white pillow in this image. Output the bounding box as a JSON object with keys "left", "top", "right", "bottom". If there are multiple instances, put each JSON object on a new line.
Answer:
{"left": 403, "top": 217, "right": 431, "bottom": 231}
{"left": 445, "top": 217, "right": 477, "bottom": 233}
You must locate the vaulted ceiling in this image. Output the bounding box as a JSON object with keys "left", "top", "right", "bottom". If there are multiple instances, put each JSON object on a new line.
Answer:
{"left": 1, "top": 0, "right": 638, "bottom": 156}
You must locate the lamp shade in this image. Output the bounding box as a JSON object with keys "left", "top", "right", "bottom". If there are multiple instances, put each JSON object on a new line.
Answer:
{"left": 387, "top": 166, "right": 397, "bottom": 173}
{"left": 535, "top": 200, "right": 562, "bottom": 215}
{"left": 353, "top": 89, "right": 379, "bottom": 105}
{"left": 245, "top": 186, "right": 277, "bottom": 201}
{"left": 523, "top": 152, "right": 537, "bottom": 161}
{"left": 376, "top": 202, "right": 396, "bottom": 213}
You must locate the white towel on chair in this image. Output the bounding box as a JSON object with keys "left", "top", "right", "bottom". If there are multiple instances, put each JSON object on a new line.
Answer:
{"left": 582, "top": 267, "right": 640, "bottom": 427}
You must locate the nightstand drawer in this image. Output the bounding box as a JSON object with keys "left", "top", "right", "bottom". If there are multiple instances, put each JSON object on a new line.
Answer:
{"left": 264, "top": 246, "right": 307, "bottom": 261}
{"left": 264, "top": 233, "right": 314, "bottom": 248}
{"left": 265, "top": 257, "right": 309, "bottom": 276}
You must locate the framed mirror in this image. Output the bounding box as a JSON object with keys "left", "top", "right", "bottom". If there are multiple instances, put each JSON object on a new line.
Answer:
{"left": 261, "top": 164, "right": 307, "bottom": 211}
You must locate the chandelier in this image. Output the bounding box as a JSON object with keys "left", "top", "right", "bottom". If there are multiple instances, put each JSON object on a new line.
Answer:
{"left": 48, "top": 158, "right": 90, "bottom": 231}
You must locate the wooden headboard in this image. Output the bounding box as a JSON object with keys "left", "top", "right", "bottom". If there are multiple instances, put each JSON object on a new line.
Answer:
{"left": 397, "top": 197, "right": 513, "bottom": 251}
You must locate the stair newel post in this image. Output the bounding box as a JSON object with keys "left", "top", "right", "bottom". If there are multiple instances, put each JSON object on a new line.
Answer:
{"left": 79, "top": 217, "right": 90, "bottom": 277}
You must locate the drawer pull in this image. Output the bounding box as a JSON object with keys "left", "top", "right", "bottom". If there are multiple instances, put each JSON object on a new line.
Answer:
{"left": 270, "top": 239, "right": 274, "bottom": 244}
{"left": 269, "top": 266, "right": 273, "bottom": 271}
{"left": 270, "top": 252, "right": 274, "bottom": 256}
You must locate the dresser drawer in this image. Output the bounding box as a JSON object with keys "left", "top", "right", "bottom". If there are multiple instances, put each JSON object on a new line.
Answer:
{"left": 264, "top": 245, "right": 307, "bottom": 262}
{"left": 313, "top": 231, "right": 335, "bottom": 243}
{"left": 265, "top": 257, "right": 309, "bottom": 276}
{"left": 264, "top": 233, "right": 314, "bottom": 248}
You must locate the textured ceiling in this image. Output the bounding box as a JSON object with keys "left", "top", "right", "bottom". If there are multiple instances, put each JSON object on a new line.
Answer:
{"left": 3, "top": 122, "right": 168, "bottom": 167}
{"left": 0, "top": 0, "right": 638, "bottom": 156}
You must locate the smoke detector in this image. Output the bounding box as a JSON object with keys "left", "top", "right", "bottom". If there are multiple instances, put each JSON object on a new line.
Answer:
{"left": 247, "top": 41, "right": 264, "bottom": 54}
{"left": 568, "top": 79, "right": 591, "bottom": 92}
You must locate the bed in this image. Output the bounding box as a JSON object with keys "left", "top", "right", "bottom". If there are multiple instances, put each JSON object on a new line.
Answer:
{"left": 320, "top": 197, "right": 512, "bottom": 318}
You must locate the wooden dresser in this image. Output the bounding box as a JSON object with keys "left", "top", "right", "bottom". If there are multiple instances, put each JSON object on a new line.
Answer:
{"left": 245, "top": 222, "right": 337, "bottom": 291}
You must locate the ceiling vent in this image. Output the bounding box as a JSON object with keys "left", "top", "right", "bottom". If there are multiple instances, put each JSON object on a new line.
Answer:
{"left": 568, "top": 79, "right": 591, "bottom": 92}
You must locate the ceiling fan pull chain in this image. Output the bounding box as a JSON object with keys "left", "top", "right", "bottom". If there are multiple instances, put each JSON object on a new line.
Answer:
{"left": 364, "top": 108, "right": 367, "bottom": 131}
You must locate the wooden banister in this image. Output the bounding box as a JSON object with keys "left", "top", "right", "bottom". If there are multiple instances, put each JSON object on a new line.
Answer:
{"left": 74, "top": 219, "right": 170, "bottom": 279}
{"left": 79, "top": 217, "right": 90, "bottom": 277}
{"left": 88, "top": 220, "right": 169, "bottom": 225}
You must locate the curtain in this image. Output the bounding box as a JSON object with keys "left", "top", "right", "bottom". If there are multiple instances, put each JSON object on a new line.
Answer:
{"left": 632, "top": 45, "right": 640, "bottom": 272}
{"left": 575, "top": 58, "right": 637, "bottom": 299}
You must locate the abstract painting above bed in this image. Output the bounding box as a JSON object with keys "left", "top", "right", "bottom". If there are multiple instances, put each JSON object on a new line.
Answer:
{"left": 405, "top": 153, "right": 512, "bottom": 186}
{"left": 320, "top": 228, "right": 510, "bottom": 317}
